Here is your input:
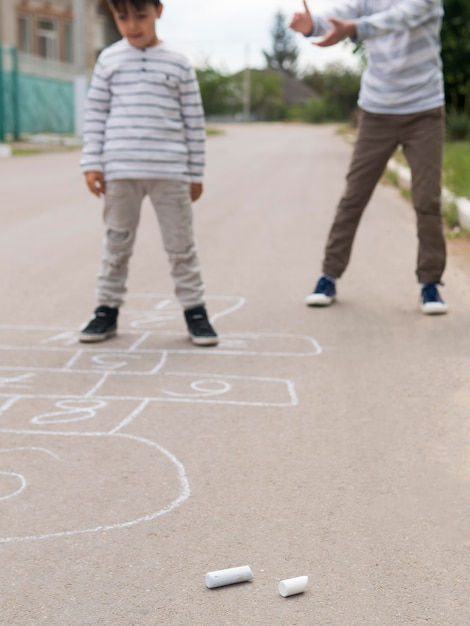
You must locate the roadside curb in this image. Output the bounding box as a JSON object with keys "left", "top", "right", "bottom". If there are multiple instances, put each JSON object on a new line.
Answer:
{"left": 387, "top": 158, "right": 470, "bottom": 230}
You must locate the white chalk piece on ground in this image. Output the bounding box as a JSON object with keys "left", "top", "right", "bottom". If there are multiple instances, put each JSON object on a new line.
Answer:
{"left": 205, "top": 565, "right": 254, "bottom": 589}
{"left": 278, "top": 575, "right": 309, "bottom": 597}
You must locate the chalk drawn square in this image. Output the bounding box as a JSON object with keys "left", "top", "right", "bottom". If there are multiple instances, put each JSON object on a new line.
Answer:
{"left": 0, "top": 397, "right": 147, "bottom": 433}
{"left": 0, "top": 347, "right": 78, "bottom": 371}
{"left": 0, "top": 370, "right": 106, "bottom": 397}
{"left": 92, "top": 371, "right": 298, "bottom": 407}
{"left": 135, "top": 331, "right": 322, "bottom": 357}
{"left": 69, "top": 350, "right": 167, "bottom": 375}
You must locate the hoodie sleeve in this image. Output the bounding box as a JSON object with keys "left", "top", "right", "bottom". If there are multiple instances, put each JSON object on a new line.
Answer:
{"left": 80, "top": 54, "right": 111, "bottom": 174}
{"left": 179, "top": 64, "right": 206, "bottom": 183}
{"left": 310, "top": 0, "right": 363, "bottom": 37}
{"left": 354, "top": 0, "right": 443, "bottom": 41}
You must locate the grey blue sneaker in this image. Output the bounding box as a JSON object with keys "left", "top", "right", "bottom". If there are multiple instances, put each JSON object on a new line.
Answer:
{"left": 305, "top": 275, "right": 336, "bottom": 306}
{"left": 79, "top": 305, "right": 119, "bottom": 343}
{"left": 184, "top": 305, "right": 218, "bottom": 346}
{"left": 420, "top": 282, "right": 448, "bottom": 315}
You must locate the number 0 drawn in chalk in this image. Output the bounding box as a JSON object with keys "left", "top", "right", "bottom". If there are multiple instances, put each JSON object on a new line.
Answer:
{"left": 162, "top": 379, "right": 231, "bottom": 398}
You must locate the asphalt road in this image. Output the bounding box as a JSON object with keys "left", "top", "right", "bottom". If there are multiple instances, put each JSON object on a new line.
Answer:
{"left": 1, "top": 124, "right": 469, "bottom": 625}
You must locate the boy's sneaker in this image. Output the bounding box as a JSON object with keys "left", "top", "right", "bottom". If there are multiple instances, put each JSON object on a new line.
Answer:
{"left": 184, "top": 305, "right": 218, "bottom": 346}
{"left": 305, "top": 275, "right": 336, "bottom": 306}
{"left": 420, "top": 282, "right": 448, "bottom": 315}
{"left": 79, "top": 305, "right": 119, "bottom": 343}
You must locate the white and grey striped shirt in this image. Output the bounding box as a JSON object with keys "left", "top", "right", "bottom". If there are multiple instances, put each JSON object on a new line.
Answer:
{"left": 80, "top": 39, "right": 205, "bottom": 182}
{"left": 311, "top": 0, "right": 444, "bottom": 114}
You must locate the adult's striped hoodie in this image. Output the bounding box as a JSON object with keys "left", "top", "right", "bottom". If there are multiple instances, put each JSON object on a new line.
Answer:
{"left": 310, "top": 0, "right": 444, "bottom": 114}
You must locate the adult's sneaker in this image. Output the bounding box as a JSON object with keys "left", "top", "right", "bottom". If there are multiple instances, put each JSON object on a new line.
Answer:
{"left": 184, "top": 305, "right": 218, "bottom": 346}
{"left": 305, "top": 275, "right": 336, "bottom": 306}
{"left": 420, "top": 282, "right": 448, "bottom": 315}
{"left": 79, "top": 305, "right": 119, "bottom": 343}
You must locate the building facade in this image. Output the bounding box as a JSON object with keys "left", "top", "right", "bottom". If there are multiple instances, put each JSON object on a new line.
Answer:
{"left": 0, "top": 0, "right": 119, "bottom": 138}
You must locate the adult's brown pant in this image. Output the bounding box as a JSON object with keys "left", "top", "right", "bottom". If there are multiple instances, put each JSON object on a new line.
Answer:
{"left": 323, "top": 107, "right": 446, "bottom": 284}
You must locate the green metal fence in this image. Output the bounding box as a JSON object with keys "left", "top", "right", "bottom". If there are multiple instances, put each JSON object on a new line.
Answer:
{"left": 0, "top": 45, "right": 75, "bottom": 140}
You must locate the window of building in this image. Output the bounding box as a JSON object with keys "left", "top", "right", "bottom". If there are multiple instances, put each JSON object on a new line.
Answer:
{"left": 18, "top": 15, "right": 33, "bottom": 53}
{"left": 37, "top": 19, "right": 58, "bottom": 60}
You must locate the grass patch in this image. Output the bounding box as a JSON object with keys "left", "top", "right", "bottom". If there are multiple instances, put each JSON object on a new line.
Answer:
{"left": 442, "top": 142, "right": 470, "bottom": 198}
{"left": 12, "top": 147, "right": 42, "bottom": 156}
{"left": 206, "top": 127, "right": 224, "bottom": 136}
{"left": 442, "top": 201, "right": 461, "bottom": 230}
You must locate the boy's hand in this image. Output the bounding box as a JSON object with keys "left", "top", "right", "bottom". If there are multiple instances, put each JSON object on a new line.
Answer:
{"left": 191, "top": 182, "right": 203, "bottom": 202}
{"left": 314, "top": 18, "right": 357, "bottom": 47}
{"left": 289, "top": 0, "right": 314, "bottom": 35}
{"left": 85, "top": 171, "right": 106, "bottom": 197}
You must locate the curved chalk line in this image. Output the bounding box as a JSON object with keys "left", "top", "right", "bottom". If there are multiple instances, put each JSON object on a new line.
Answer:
{"left": 0, "top": 471, "right": 26, "bottom": 501}
{"left": 0, "top": 430, "right": 190, "bottom": 544}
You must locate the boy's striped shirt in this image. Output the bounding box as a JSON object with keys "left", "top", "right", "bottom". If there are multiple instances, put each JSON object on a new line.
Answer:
{"left": 311, "top": 0, "right": 444, "bottom": 114}
{"left": 81, "top": 39, "right": 205, "bottom": 182}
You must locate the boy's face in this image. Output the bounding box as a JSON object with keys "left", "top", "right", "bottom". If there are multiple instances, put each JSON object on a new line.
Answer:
{"left": 109, "top": 2, "right": 163, "bottom": 49}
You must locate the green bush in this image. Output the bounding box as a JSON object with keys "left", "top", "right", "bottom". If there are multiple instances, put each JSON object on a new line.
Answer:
{"left": 446, "top": 112, "right": 470, "bottom": 140}
{"left": 301, "top": 63, "right": 361, "bottom": 122}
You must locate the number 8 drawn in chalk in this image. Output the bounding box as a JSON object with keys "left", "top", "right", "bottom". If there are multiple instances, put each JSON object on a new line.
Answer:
{"left": 30, "top": 399, "right": 107, "bottom": 425}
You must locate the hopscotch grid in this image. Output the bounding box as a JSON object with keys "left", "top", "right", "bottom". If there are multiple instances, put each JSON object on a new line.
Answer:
{"left": 0, "top": 307, "right": 321, "bottom": 542}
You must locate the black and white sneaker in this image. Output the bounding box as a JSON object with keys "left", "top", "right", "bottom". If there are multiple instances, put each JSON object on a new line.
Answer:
{"left": 184, "top": 305, "right": 218, "bottom": 346}
{"left": 79, "top": 305, "right": 119, "bottom": 343}
{"left": 420, "top": 282, "right": 448, "bottom": 315}
{"left": 305, "top": 275, "right": 336, "bottom": 306}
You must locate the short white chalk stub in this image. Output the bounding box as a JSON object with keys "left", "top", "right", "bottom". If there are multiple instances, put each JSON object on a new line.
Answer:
{"left": 278, "top": 575, "right": 308, "bottom": 597}
{"left": 205, "top": 565, "right": 254, "bottom": 589}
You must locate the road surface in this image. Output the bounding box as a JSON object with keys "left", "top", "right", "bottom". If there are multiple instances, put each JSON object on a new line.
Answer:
{"left": 0, "top": 124, "right": 469, "bottom": 625}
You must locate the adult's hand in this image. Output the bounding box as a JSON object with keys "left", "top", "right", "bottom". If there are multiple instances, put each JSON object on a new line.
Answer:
{"left": 314, "top": 17, "right": 357, "bottom": 47}
{"left": 289, "top": 0, "right": 314, "bottom": 36}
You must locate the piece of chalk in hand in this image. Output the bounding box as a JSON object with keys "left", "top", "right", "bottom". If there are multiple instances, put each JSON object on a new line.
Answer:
{"left": 278, "top": 575, "right": 308, "bottom": 597}
{"left": 205, "top": 565, "right": 254, "bottom": 589}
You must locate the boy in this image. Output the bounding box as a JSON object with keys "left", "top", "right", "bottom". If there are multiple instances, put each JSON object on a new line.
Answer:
{"left": 79, "top": 0, "right": 218, "bottom": 345}
{"left": 290, "top": 0, "right": 448, "bottom": 315}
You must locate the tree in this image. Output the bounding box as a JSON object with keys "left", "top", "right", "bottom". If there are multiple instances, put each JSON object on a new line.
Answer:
{"left": 441, "top": 0, "right": 470, "bottom": 113}
{"left": 302, "top": 63, "right": 361, "bottom": 121}
{"left": 196, "top": 67, "right": 240, "bottom": 117}
{"left": 263, "top": 11, "right": 299, "bottom": 76}
{"left": 248, "top": 70, "right": 285, "bottom": 121}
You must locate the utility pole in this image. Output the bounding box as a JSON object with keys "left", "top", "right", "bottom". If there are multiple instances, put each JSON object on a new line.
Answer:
{"left": 73, "top": 0, "right": 87, "bottom": 137}
{"left": 242, "top": 44, "right": 251, "bottom": 122}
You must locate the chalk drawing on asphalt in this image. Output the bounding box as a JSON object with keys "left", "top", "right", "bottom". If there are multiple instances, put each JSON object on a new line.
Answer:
{"left": 0, "top": 294, "right": 322, "bottom": 543}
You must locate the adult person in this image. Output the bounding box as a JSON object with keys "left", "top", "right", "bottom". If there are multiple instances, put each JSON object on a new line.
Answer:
{"left": 290, "top": 0, "right": 448, "bottom": 314}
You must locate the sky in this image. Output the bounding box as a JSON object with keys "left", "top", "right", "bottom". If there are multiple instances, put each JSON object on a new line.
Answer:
{"left": 157, "top": 0, "right": 361, "bottom": 74}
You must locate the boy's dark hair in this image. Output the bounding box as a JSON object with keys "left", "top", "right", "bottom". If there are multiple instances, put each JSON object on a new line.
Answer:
{"left": 107, "top": 0, "right": 161, "bottom": 11}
